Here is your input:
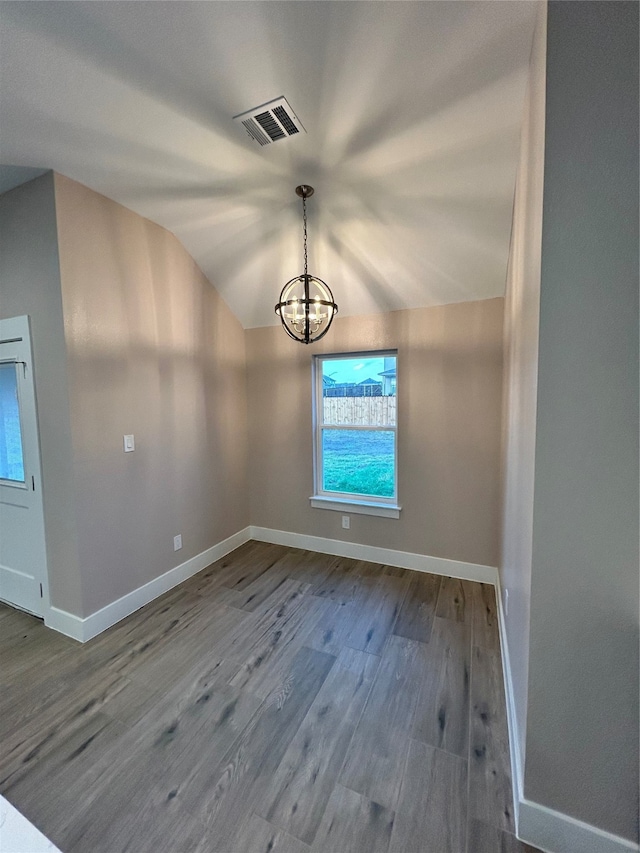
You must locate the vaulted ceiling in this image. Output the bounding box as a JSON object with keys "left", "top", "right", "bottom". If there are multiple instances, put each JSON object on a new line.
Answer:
{"left": 0, "top": 1, "right": 538, "bottom": 328}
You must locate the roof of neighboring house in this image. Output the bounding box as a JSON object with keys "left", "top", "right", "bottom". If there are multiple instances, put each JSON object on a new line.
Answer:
{"left": 357, "top": 378, "right": 382, "bottom": 386}
{"left": 378, "top": 368, "right": 396, "bottom": 378}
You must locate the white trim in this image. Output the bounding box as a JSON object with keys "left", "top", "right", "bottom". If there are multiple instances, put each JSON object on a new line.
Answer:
{"left": 309, "top": 496, "right": 401, "bottom": 518}
{"left": 495, "top": 576, "right": 639, "bottom": 853}
{"left": 313, "top": 350, "right": 399, "bottom": 507}
{"left": 250, "top": 526, "right": 498, "bottom": 584}
{"left": 0, "top": 315, "right": 51, "bottom": 619}
{"left": 44, "top": 606, "right": 85, "bottom": 641}
{"left": 38, "top": 520, "right": 640, "bottom": 853}
{"left": 249, "top": 529, "right": 638, "bottom": 853}
{"left": 43, "top": 527, "right": 251, "bottom": 643}
{"left": 495, "top": 573, "right": 524, "bottom": 832}
{"left": 518, "top": 799, "right": 639, "bottom": 853}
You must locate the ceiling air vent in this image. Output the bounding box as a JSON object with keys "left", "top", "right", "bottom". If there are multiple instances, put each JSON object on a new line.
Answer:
{"left": 233, "top": 97, "right": 306, "bottom": 146}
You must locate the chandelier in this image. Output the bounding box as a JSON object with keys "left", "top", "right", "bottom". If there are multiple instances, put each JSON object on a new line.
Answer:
{"left": 274, "top": 185, "right": 338, "bottom": 344}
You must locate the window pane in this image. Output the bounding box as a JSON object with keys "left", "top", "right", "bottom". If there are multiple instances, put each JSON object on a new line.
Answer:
{"left": 322, "top": 429, "right": 395, "bottom": 498}
{"left": 0, "top": 364, "right": 25, "bottom": 482}
{"left": 322, "top": 355, "right": 396, "bottom": 426}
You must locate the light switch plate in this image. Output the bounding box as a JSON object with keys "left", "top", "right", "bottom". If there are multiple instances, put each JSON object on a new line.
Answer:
{"left": 123, "top": 434, "right": 135, "bottom": 452}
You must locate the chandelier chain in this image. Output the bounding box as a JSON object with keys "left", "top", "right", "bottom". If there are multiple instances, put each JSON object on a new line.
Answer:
{"left": 302, "top": 193, "right": 308, "bottom": 278}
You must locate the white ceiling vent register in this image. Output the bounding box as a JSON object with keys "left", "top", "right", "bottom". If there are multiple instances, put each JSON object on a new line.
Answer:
{"left": 233, "top": 97, "right": 306, "bottom": 146}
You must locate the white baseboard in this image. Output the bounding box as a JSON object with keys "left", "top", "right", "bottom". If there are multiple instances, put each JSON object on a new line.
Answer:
{"left": 494, "top": 574, "right": 524, "bottom": 832}
{"left": 45, "top": 606, "right": 85, "bottom": 642}
{"left": 39, "top": 524, "right": 640, "bottom": 853}
{"left": 249, "top": 526, "right": 499, "bottom": 584}
{"left": 495, "top": 578, "right": 639, "bottom": 853}
{"left": 45, "top": 526, "right": 497, "bottom": 641}
{"left": 44, "top": 527, "right": 251, "bottom": 642}
{"left": 518, "top": 799, "right": 639, "bottom": 853}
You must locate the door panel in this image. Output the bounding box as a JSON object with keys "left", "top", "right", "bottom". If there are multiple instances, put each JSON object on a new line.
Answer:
{"left": 0, "top": 316, "right": 47, "bottom": 617}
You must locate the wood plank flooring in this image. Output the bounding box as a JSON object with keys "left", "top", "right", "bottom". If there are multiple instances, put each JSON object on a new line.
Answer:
{"left": 0, "top": 541, "right": 540, "bottom": 853}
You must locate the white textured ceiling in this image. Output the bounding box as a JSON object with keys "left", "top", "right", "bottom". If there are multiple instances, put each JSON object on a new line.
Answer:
{"left": 0, "top": 1, "right": 537, "bottom": 328}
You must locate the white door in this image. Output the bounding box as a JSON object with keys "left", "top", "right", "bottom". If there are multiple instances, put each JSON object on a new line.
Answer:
{"left": 0, "top": 316, "right": 48, "bottom": 617}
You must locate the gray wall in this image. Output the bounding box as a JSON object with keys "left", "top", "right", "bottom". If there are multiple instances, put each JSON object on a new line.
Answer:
{"left": 1, "top": 173, "right": 504, "bottom": 620}
{"left": 247, "top": 298, "right": 504, "bottom": 568}
{"left": 0, "top": 173, "right": 83, "bottom": 614}
{"left": 53, "top": 174, "right": 250, "bottom": 616}
{"left": 524, "top": 1, "right": 639, "bottom": 841}
{"left": 499, "top": 1, "right": 546, "bottom": 778}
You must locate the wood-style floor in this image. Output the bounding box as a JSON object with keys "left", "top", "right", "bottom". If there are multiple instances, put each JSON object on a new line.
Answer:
{"left": 0, "top": 542, "right": 539, "bottom": 853}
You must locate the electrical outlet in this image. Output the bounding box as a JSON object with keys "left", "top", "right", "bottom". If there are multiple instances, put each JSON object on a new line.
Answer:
{"left": 173, "top": 534, "right": 182, "bottom": 551}
{"left": 341, "top": 515, "right": 350, "bottom": 530}
{"left": 504, "top": 588, "right": 509, "bottom": 616}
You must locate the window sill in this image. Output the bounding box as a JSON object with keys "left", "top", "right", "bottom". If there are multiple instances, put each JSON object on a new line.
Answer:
{"left": 309, "top": 495, "right": 401, "bottom": 519}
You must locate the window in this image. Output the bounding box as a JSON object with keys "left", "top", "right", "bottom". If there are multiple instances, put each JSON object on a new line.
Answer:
{"left": 0, "top": 363, "right": 25, "bottom": 484}
{"left": 311, "top": 351, "right": 400, "bottom": 518}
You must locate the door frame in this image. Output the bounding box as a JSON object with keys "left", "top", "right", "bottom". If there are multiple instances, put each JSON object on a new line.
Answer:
{"left": 0, "top": 315, "right": 50, "bottom": 618}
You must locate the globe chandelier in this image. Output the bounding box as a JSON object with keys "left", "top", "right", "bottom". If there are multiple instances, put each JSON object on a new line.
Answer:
{"left": 274, "top": 185, "right": 338, "bottom": 344}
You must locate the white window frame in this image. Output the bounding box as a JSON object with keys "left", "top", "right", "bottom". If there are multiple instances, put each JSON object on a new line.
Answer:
{"left": 310, "top": 350, "right": 401, "bottom": 519}
{"left": 0, "top": 360, "right": 28, "bottom": 489}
